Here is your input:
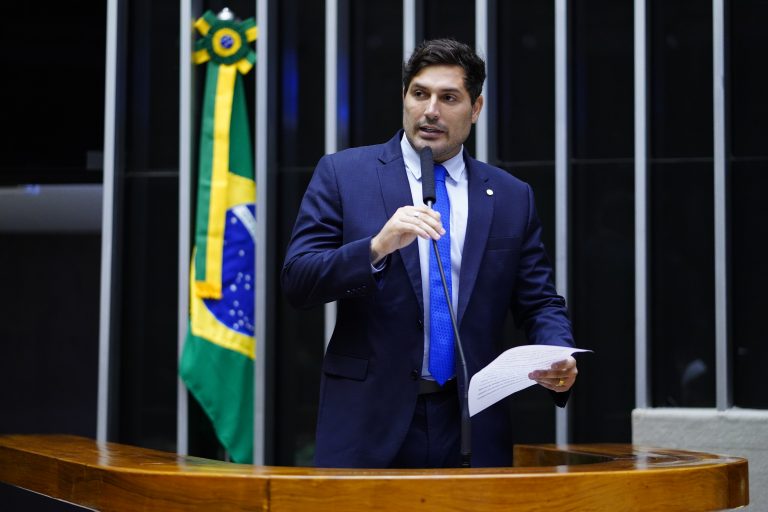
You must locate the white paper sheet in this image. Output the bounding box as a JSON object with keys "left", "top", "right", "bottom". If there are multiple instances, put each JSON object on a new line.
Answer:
{"left": 468, "top": 345, "right": 592, "bottom": 416}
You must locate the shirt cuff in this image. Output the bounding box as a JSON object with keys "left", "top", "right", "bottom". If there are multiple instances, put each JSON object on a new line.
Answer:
{"left": 371, "top": 257, "right": 387, "bottom": 273}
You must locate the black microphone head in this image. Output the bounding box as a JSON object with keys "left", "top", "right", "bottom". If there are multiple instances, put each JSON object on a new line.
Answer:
{"left": 420, "top": 146, "right": 436, "bottom": 205}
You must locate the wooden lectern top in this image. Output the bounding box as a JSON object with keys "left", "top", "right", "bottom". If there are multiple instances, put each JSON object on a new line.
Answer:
{"left": 0, "top": 434, "right": 748, "bottom": 511}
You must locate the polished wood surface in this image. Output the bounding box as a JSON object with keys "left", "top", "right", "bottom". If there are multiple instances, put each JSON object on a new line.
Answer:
{"left": 0, "top": 434, "right": 748, "bottom": 511}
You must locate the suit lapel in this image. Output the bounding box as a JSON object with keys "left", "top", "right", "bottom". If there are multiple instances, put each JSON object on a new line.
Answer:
{"left": 458, "top": 155, "right": 493, "bottom": 325}
{"left": 377, "top": 132, "right": 424, "bottom": 313}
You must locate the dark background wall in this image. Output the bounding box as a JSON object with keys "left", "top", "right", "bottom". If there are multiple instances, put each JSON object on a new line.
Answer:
{"left": 0, "top": 0, "right": 106, "bottom": 508}
{"left": 1, "top": 3, "right": 766, "bottom": 509}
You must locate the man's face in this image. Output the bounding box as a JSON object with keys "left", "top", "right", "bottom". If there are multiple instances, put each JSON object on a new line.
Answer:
{"left": 402, "top": 64, "right": 483, "bottom": 163}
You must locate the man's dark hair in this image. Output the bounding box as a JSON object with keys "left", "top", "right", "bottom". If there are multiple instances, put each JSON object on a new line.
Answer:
{"left": 402, "top": 38, "right": 487, "bottom": 104}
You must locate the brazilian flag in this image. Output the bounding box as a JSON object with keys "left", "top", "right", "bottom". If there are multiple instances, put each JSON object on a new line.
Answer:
{"left": 180, "top": 10, "right": 258, "bottom": 464}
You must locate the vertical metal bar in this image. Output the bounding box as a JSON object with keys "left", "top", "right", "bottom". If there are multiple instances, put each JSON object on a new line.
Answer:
{"left": 713, "top": 0, "right": 730, "bottom": 411}
{"left": 554, "top": 0, "right": 570, "bottom": 445}
{"left": 254, "top": 0, "right": 270, "bottom": 465}
{"left": 475, "top": 0, "right": 489, "bottom": 163}
{"left": 176, "top": 0, "right": 196, "bottom": 457}
{"left": 97, "top": 0, "right": 119, "bottom": 444}
{"left": 326, "top": 0, "right": 338, "bottom": 156}
{"left": 634, "top": 0, "right": 649, "bottom": 409}
{"left": 403, "top": 0, "right": 417, "bottom": 61}
{"left": 554, "top": 0, "right": 569, "bottom": 329}
{"left": 324, "top": 0, "right": 339, "bottom": 350}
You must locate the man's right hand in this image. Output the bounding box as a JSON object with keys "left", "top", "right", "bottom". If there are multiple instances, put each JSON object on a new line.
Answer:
{"left": 370, "top": 206, "right": 445, "bottom": 265}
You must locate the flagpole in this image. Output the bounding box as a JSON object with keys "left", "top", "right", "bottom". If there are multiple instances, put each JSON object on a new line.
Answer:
{"left": 176, "top": 0, "right": 201, "bottom": 460}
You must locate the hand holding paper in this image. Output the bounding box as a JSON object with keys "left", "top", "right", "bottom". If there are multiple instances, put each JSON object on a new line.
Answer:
{"left": 468, "top": 345, "right": 592, "bottom": 416}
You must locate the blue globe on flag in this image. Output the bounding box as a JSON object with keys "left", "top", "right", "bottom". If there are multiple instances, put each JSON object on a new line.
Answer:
{"left": 204, "top": 204, "right": 256, "bottom": 338}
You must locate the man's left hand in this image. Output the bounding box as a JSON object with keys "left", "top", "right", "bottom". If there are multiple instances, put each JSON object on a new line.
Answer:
{"left": 528, "top": 356, "right": 578, "bottom": 392}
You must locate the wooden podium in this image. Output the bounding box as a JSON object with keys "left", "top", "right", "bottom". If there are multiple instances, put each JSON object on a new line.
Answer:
{"left": 0, "top": 434, "right": 748, "bottom": 511}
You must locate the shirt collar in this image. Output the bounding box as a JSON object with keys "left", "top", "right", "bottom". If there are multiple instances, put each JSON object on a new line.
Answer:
{"left": 400, "top": 134, "right": 466, "bottom": 183}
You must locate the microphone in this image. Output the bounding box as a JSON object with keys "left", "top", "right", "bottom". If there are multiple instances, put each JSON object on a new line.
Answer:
{"left": 419, "top": 146, "right": 472, "bottom": 468}
{"left": 420, "top": 146, "right": 436, "bottom": 206}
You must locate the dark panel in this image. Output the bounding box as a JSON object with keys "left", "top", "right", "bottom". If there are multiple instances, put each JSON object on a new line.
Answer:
{"left": 0, "top": 234, "right": 100, "bottom": 436}
{"left": 348, "top": 0, "right": 403, "bottom": 148}
{"left": 571, "top": 163, "right": 635, "bottom": 442}
{"left": 125, "top": 1, "right": 180, "bottom": 174}
{"left": 731, "top": 160, "right": 768, "bottom": 409}
{"left": 275, "top": 168, "right": 325, "bottom": 466}
{"left": 424, "top": 0, "right": 475, "bottom": 44}
{"left": 730, "top": 1, "right": 768, "bottom": 158}
{"left": 501, "top": 165, "right": 557, "bottom": 443}
{"left": 567, "top": 0, "right": 635, "bottom": 442}
{"left": 0, "top": 4, "right": 105, "bottom": 184}
{"left": 649, "top": 0, "right": 713, "bottom": 158}
{"left": 278, "top": 0, "right": 326, "bottom": 167}
{"left": 0, "top": 234, "right": 100, "bottom": 510}
{"left": 571, "top": 0, "right": 634, "bottom": 159}
{"left": 506, "top": 165, "right": 556, "bottom": 256}
{"left": 507, "top": 383, "right": 556, "bottom": 445}
{"left": 496, "top": 0, "right": 554, "bottom": 163}
{"left": 116, "top": 176, "right": 179, "bottom": 451}
{"left": 729, "top": 0, "right": 768, "bottom": 410}
{"left": 274, "top": 0, "right": 327, "bottom": 466}
{"left": 650, "top": 162, "right": 715, "bottom": 407}
{"left": 186, "top": 388, "right": 226, "bottom": 460}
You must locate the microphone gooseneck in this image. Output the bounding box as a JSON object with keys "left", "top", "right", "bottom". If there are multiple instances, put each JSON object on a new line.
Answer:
{"left": 420, "top": 145, "right": 472, "bottom": 468}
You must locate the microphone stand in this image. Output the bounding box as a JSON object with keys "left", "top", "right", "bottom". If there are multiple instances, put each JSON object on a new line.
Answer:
{"left": 426, "top": 204, "right": 472, "bottom": 469}
{"left": 420, "top": 146, "right": 471, "bottom": 467}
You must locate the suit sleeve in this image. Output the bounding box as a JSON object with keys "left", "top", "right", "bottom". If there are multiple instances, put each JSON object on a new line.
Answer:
{"left": 511, "top": 184, "right": 575, "bottom": 407}
{"left": 281, "top": 155, "right": 379, "bottom": 309}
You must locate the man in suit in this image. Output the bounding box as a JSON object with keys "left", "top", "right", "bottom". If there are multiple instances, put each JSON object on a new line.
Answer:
{"left": 282, "top": 38, "right": 578, "bottom": 469}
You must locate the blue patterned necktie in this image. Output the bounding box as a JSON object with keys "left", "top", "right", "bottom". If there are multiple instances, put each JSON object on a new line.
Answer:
{"left": 428, "top": 164, "right": 454, "bottom": 385}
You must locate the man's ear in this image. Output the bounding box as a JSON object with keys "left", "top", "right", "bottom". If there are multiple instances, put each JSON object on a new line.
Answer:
{"left": 471, "top": 95, "right": 484, "bottom": 123}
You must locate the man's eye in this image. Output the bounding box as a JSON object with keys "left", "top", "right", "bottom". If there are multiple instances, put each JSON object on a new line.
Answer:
{"left": 444, "top": 95, "right": 456, "bottom": 102}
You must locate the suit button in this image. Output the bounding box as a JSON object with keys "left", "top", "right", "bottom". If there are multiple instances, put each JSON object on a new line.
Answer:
{"left": 410, "top": 369, "right": 419, "bottom": 380}
{"left": 417, "top": 319, "right": 424, "bottom": 330}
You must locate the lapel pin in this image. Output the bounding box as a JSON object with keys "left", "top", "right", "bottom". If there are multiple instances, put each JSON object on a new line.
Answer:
{"left": 486, "top": 188, "right": 494, "bottom": 196}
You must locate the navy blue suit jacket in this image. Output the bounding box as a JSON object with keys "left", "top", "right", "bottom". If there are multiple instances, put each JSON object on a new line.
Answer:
{"left": 282, "top": 131, "right": 574, "bottom": 468}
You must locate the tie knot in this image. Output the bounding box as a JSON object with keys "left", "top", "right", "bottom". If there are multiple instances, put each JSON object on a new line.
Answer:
{"left": 434, "top": 164, "right": 447, "bottom": 182}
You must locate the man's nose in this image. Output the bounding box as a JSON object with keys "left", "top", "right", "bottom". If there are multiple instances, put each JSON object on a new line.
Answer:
{"left": 424, "top": 95, "right": 440, "bottom": 119}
